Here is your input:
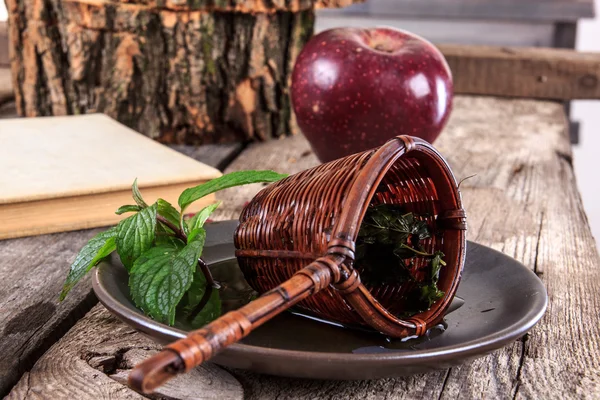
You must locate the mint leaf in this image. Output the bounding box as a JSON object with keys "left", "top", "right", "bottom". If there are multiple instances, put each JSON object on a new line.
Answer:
{"left": 178, "top": 170, "right": 287, "bottom": 212}
{"left": 182, "top": 263, "right": 208, "bottom": 307}
{"left": 115, "top": 205, "right": 141, "bottom": 215}
{"left": 176, "top": 263, "right": 222, "bottom": 329}
{"left": 116, "top": 203, "right": 157, "bottom": 270}
{"left": 181, "top": 289, "right": 221, "bottom": 330}
{"left": 430, "top": 251, "right": 446, "bottom": 284}
{"left": 157, "top": 198, "right": 181, "bottom": 228}
{"left": 129, "top": 245, "right": 177, "bottom": 310}
{"left": 132, "top": 178, "right": 148, "bottom": 208}
{"left": 129, "top": 229, "right": 206, "bottom": 325}
{"left": 186, "top": 202, "right": 221, "bottom": 235}
{"left": 189, "top": 290, "right": 221, "bottom": 328}
{"left": 187, "top": 227, "right": 205, "bottom": 244}
{"left": 60, "top": 227, "right": 116, "bottom": 300}
{"left": 155, "top": 224, "right": 186, "bottom": 249}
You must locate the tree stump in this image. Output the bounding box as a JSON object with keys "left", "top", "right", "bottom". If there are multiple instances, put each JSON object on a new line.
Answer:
{"left": 4, "top": 0, "right": 361, "bottom": 143}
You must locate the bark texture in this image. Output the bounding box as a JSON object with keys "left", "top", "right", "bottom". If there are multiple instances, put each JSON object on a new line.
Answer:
{"left": 4, "top": 0, "right": 359, "bottom": 143}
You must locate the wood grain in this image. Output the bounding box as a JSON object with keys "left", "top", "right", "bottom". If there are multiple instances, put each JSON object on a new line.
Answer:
{"left": 7, "top": 305, "right": 244, "bottom": 400}
{"left": 0, "top": 145, "right": 237, "bottom": 396}
{"left": 315, "top": 14, "right": 556, "bottom": 48}
{"left": 6, "top": 96, "right": 600, "bottom": 398}
{"left": 440, "top": 44, "right": 600, "bottom": 100}
{"left": 0, "top": 229, "right": 103, "bottom": 397}
{"left": 333, "top": 0, "right": 595, "bottom": 22}
{"left": 167, "top": 144, "right": 244, "bottom": 172}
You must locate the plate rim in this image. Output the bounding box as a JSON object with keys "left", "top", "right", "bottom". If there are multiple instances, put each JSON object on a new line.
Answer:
{"left": 92, "top": 224, "right": 548, "bottom": 368}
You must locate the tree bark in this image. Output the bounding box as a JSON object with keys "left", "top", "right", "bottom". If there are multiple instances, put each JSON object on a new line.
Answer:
{"left": 4, "top": 0, "right": 358, "bottom": 143}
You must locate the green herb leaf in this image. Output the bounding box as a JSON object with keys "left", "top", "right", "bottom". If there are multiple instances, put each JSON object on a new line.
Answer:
{"left": 157, "top": 198, "right": 181, "bottom": 228}
{"left": 176, "top": 264, "right": 222, "bottom": 329}
{"left": 129, "top": 245, "right": 178, "bottom": 309}
{"left": 183, "top": 289, "right": 221, "bottom": 329}
{"left": 420, "top": 283, "right": 444, "bottom": 308}
{"left": 115, "top": 205, "right": 142, "bottom": 215}
{"left": 129, "top": 229, "right": 206, "bottom": 324}
{"left": 116, "top": 203, "right": 157, "bottom": 270}
{"left": 186, "top": 202, "right": 221, "bottom": 235}
{"left": 356, "top": 204, "right": 446, "bottom": 315}
{"left": 188, "top": 228, "right": 204, "bottom": 244}
{"left": 155, "top": 223, "right": 186, "bottom": 249}
{"left": 59, "top": 227, "right": 116, "bottom": 300}
{"left": 132, "top": 178, "right": 149, "bottom": 208}
{"left": 430, "top": 251, "right": 446, "bottom": 284}
{"left": 178, "top": 170, "right": 287, "bottom": 212}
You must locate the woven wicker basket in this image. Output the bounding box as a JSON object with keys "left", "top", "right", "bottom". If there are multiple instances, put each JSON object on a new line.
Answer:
{"left": 130, "top": 135, "right": 467, "bottom": 393}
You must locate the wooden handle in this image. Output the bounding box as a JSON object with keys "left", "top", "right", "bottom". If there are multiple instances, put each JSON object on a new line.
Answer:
{"left": 128, "top": 256, "right": 340, "bottom": 393}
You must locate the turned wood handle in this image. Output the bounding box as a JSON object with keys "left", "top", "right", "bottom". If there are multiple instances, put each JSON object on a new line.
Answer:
{"left": 128, "top": 257, "right": 339, "bottom": 393}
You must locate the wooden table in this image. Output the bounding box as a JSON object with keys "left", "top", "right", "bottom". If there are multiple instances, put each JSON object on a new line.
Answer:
{"left": 1, "top": 96, "right": 599, "bottom": 399}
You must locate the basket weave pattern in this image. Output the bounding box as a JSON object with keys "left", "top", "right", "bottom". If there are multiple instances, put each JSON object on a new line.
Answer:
{"left": 235, "top": 136, "right": 462, "bottom": 328}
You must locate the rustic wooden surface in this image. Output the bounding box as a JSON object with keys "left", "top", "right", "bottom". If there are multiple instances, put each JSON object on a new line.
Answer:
{"left": 327, "top": 0, "right": 594, "bottom": 21}
{"left": 4, "top": 0, "right": 360, "bottom": 144}
{"left": 7, "top": 305, "right": 244, "bottom": 400}
{"left": 167, "top": 144, "right": 244, "bottom": 172}
{"left": 440, "top": 44, "right": 600, "bottom": 100}
{"left": 3, "top": 95, "right": 600, "bottom": 398}
{"left": 0, "top": 146, "right": 238, "bottom": 397}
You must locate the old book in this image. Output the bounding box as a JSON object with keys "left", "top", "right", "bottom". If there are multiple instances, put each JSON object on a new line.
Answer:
{"left": 0, "top": 114, "right": 222, "bottom": 240}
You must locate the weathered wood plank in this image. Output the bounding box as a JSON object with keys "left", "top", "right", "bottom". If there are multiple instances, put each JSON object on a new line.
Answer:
{"left": 439, "top": 44, "right": 600, "bottom": 100}
{"left": 0, "top": 145, "right": 238, "bottom": 396}
{"left": 0, "top": 229, "right": 103, "bottom": 397}
{"left": 315, "top": 14, "right": 556, "bottom": 48}
{"left": 324, "top": 0, "right": 595, "bottom": 22}
{"left": 432, "top": 97, "right": 600, "bottom": 399}
{"left": 7, "top": 305, "right": 244, "bottom": 400}
{"left": 8, "top": 96, "right": 600, "bottom": 398}
{"left": 167, "top": 144, "right": 244, "bottom": 173}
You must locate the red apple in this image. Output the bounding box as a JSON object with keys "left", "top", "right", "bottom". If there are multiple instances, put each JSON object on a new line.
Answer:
{"left": 291, "top": 27, "right": 453, "bottom": 162}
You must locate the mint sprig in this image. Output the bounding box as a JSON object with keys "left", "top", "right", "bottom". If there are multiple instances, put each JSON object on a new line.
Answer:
{"left": 132, "top": 178, "right": 149, "bottom": 208}
{"left": 186, "top": 202, "right": 221, "bottom": 235}
{"left": 116, "top": 204, "right": 157, "bottom": 271}
{"left": 59, "top": 227, "right": 117, "bottom": 301}
{"left": 130, "top": 230, "right": 206, "bottom": 325}
{"left": 60, "top": 170, "right": 286, "bottom": 329}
